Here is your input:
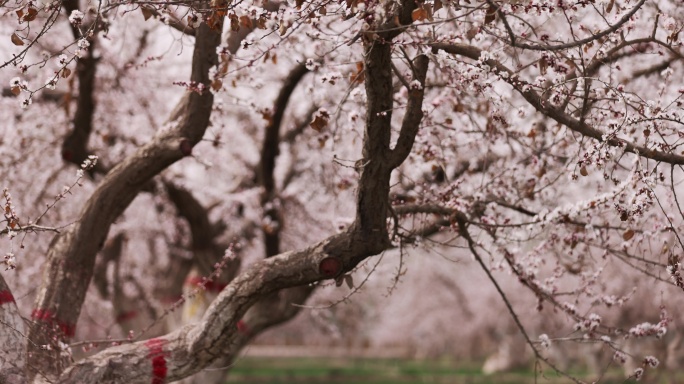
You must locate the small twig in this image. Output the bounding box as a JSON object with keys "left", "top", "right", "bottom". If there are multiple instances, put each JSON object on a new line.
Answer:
{"left": 292, "top": 253, "right": 385, "bottom": 310}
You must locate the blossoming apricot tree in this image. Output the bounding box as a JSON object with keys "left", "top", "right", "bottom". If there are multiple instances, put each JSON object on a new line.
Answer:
{"left": 1, "top": 0, "right": 684, "bottom": 382}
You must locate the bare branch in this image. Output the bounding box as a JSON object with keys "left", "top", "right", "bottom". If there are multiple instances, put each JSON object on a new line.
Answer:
{"left": 389, "top": 54, "right": 429, "bottom": 169}
{"left": 57, "top": 232, "right": 372, "bottom": 383}
{"left": 258, "top": 62, "right": 310, "bottom": 190}
{"left": 28, "top": 22, "right": 223, "bottom": 378}
{"left": 60, "top": 0, "right": 106, "bottom": 175}
{"left": 431, "top": 42, "right": 684, "bottom": 165}
{"left": 142, "top": 6, "right": 196, "bottom": 36}
{"left": 498, "top": 0, "right": 646, "bottom": 52}
{"left": 257, "top": 63, "right": 309, "bottom": 257}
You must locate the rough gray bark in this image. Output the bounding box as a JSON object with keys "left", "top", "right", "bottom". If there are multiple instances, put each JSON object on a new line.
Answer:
{"left": 27, "top": 22, "right": 222, "bottom": 379}
{"left": 4, "top": 0, "right": 433, "bottom": 380}
{"left": 54, "top": 29, "right": 429, "bottom": 384}
{"left": 177, "top": 63, "right": 315, "bottom": 383}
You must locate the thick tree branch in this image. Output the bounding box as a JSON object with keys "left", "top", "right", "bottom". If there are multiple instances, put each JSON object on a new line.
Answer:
{"left": 258, "top": 63, "right": 309, "bottom": 195}
{"left": 60, "top": 0, "right": 105, "bottom": 174}
{"left": 280, "top": 106, "right": 317, "bottom": 144}
{"left": 28, "top": 22, "right": 222, "bottom": 378}
{"left": 389, "top": 55, "right": 429, "bottom": 169}
{"left": 224, "top": 1, "right": 280, "bottom": 53}
{"left": 431, "top": 42, "right": 684, "bottom": 166}
{"left": 171, "top": 63, "right": 312, "bottom": 384}
{"left": 258, "top": 63, "right": 309, "bottom": 258}
{"left": 94, "top": 235, "right": 161, "bottom": 333}
{"left": 350, "top": 40, "right": 398, "bottom": 243}
{"left": 57, "top": 232, "right": 378, "bottom": 383}
{"left": 54, "top": 8, "right": 427, "bottom": 382}
{"left": 375, "top": 0, "right": 418, "bottom": 40}
{"left": 498, "top": 0, "right": 646, "bottom": 52}
{"left": 165, "top": 183, "right": 237, "bottom": 279}
{"left": 142, "top": 6, "right": 196, "bottom": 36}
{"left": 93, "top": 233, "right": 125, "bottom": 300}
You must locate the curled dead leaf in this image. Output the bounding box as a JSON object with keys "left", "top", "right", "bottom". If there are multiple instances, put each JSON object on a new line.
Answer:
{"left": 310, "top": 109, "right": 330, "bottom": 132}
{"left": 239, "top": 15, "right": 253, "bottom": 29}
{"left": 24, "top": 7, "right": 38, "bottom": 21}
{"left": 344, "top": 274, "right": 354, "bottom": 289}
{"left": 484, "top": 4, "right": 497, "bottom": 24}
{"left": 11, "top": 33, "right": 24, "bottom": 46}
{"left": 257, "top": 16, "right": 267, "bottom": 29}
{"left": 623, "top": 229, "right": 635, "bottom": 241}
{"left": 466, "top": 27, "right": 479, "bottom": 40}
{"left": 412, "top": 8, "right": 428, "bottom": 22}
{"left": 141, "top": 7, "right": 153, "bottom": 21}
{"left": 434, "top": 0, "right": 443, "bottom": 12}
{"left": 539, "top": 56, "right": 548, "bottom": 76}
{"left": 606, "top": 0, "right": 614, "bottom": 13}
{"left": 211, "top": 79, "right": 222, "bottom": 92}
{"left": 230, "top": 14, "right": 240, "bottom": 31}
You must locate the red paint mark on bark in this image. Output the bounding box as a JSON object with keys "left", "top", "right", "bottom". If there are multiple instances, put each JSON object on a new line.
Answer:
{"left": 185, "top": 276, "right": 227, "bottom": 293}
{"left": 115, "top": 310, "right": 138, "bottom": 323}
{"left": 0, "top": 290, "right": 15, "bottom": 305}
{"left": 318, "top": 257, "right": 342, "bottom": 278}
{"left": 237, "top": 319, "right": 249, "bottom": 335}
{"left": 146, "top": 338, "right": 167, "bottom": 384}
{"left": 30, "top": 309, "right": 76, "bottom": 337}
{"left": 61, "top": 149, "right": 73, "bottom": 162}
{"left": 179, "top": 139, "right": 193, "bottom": 157}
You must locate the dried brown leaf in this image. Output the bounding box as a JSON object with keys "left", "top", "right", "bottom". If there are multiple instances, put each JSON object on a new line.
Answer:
{"left": 230, "top": 14, "right": 240, "bottom": 31}
{"left": 11, "top": 33, "right": 24, "bottom": 46}
{"left": 25, "top": 7, "right": 38, "bottom": 21}
{"left": 434, "top": 0, "right": 443, "bottom": 12}
{"left": 239, "top": 15, "right": 253, "bottom": 29}
{"left": 606, "top": 0, "right": 614, "bottom": 13}
{"left": 310, "top": 115, "right": 328, "bottom": 132}
{"left": 412, "top": 8, "right": 428, "bottom": 21}
{"left": 141, "top": 7, "right": 153, "bottom": 21}
{"left": 539, "top": 56, "right": 548, "bottom": 76}
{"left": 484, "top": 4, "right": 496, "bottom": 25}
{"left": 211, "top": 79, "right": 223, "bottom": 92}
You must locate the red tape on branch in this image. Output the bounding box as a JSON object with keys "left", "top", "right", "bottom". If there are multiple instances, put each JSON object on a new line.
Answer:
{"left": 30, "top": 309, "right": 76, "bottom": 337}
{"left": 0, "top": 290, "right": 15, "bottom": 305}
{"left": 145, "top": 338, "right": 167, "bottom": 384}
{"left": 237, "top": 319, "right": 249, "bottom": 335}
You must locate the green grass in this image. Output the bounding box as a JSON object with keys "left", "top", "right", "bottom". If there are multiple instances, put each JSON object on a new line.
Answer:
{"left": 223, "top": 356, "right": 635, "bottom": 384}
